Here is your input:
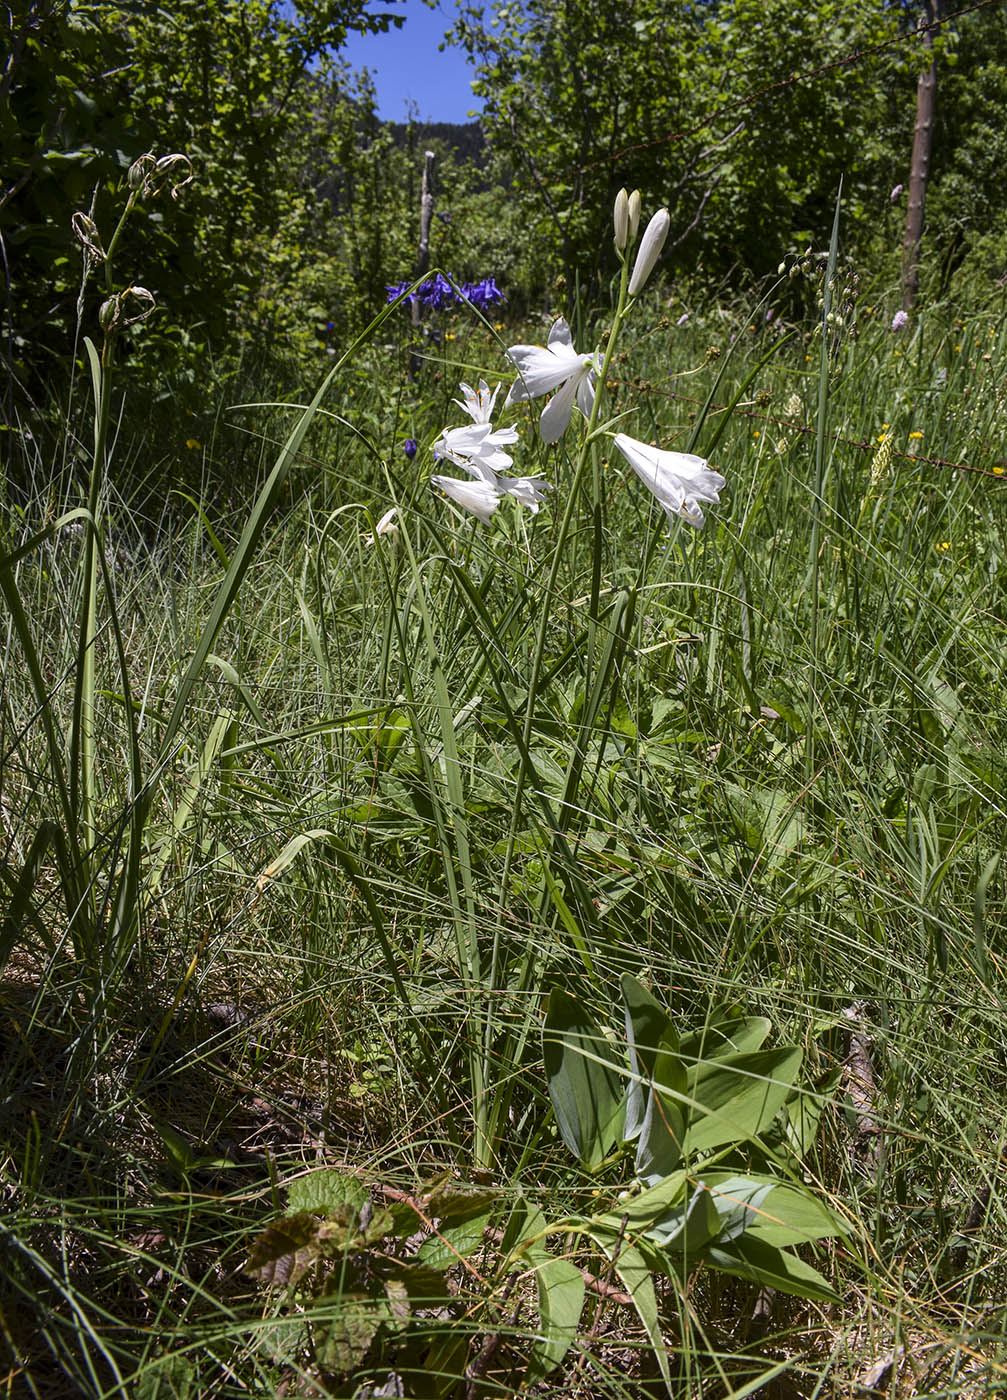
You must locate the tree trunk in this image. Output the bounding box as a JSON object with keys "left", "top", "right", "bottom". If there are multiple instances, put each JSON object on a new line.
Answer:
{"left": 411, "top": 150, "right": 436, "bottom": 336}
{"left": 901, "top": 2, "right": 938, "bottom": 310}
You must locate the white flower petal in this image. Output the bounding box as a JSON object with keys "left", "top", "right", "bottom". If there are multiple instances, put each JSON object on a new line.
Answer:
{"left": 548, "top": 317, "right": 573, "bottom": 348}
{"left": 434, "top": 420, "right": 517, "bottom": 475}
{"left": 539, "top": 373, "right": 579, "bottom": 444}
{"left": 454, "top": 455, "right": 500, "bottom": 485}
{"left": 455, "top": 379, "right": 500, "bottom": 424}
{"left": 505, "top": 319, "right": 599, "bottom": 441}
{"left": 575, "top": 369, "right": 596, "bottom": 418}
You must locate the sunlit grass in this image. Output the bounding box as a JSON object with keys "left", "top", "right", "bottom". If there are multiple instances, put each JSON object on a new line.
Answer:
{"left": 3, "top": 260, "right": 1007, "bottom": 1396}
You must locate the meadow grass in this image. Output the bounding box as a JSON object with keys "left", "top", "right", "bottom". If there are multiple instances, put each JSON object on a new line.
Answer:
{"left": 2, "top": 259, "right": 1007, "bottom": 1398}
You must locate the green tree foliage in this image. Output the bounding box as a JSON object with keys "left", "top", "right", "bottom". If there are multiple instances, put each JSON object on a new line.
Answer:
{"left": 922, "top": 2, "right": 1007, "bottom": 292}
{"left": 449, "top": 0, "right": 1007, "bottom": 299}
{"left": 1, "top": 0, "right": 406, "bottom": 400}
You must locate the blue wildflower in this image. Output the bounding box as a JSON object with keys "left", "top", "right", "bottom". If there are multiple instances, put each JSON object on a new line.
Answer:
{"left": 465, "top": 277, "right": 505, "bottom": 309}
{"left": 403, "top": 438, "right": 418, "bottom": 460}
{"left": 386, "top": 281, "right": 415, "bottom": 305}
{"left": 420, "top": 273, "right": 456, "bottom": 310}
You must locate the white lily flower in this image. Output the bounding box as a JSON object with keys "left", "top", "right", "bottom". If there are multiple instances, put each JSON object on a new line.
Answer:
{"left": 455, "top": 379, "right": 500, "bottom": 424}
{"left": 364, "top": 506, "right": 399, "bottom": 546}
{"left": 433, "top": 421, "right": 519, "bottom": 476}
{"left": 505, "top": 318, "right": 600, "bottom": 443}
{"left": 431, "top": 475, "right": 502, "bottom": 524}
{"left": 495, "top": 475, "right": 552, "bottom": 514}
{"left": 613, "top": 433, "right": 726, "bottom": 529}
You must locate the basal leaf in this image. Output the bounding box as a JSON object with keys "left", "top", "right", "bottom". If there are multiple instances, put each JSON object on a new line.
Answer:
{"left": 621, "top": 974, "right": 673, "bottom": 1139}
{"left": 684, "top": 1047, "right": 802, "bottom": 1155}
{"left": 644, "top": 1181, "right": 723, "bottom": 1254}
{"left": 699, "top": 1173, "right": 847, "bottom": 1246}
{"left": 589, "top": 1170, "right": 688, "bottom": 1236}
{"left": 705, "top": 1234, "right": 840, "bottom": 1303}
{"left": 544, "top": 987, "right": 624, "bottom": 1168}
{"left": 680, "top": 1015, "right": 772, "bottom": 1062}
{"left": 606, "top": 1244, "right": 672, "bottom": 1398}
{"left": 526, "top": 1250, "right": 585, "bottom": 1382}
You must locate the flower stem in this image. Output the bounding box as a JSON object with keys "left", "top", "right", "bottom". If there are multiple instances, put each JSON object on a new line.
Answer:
{"left": 484, "top": 254, "right": 632, "bottom": 1155}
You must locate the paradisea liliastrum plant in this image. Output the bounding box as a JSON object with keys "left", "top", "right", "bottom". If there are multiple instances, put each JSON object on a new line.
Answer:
{"left": 402, "top": 193, "right": 728, "bottom": 1171}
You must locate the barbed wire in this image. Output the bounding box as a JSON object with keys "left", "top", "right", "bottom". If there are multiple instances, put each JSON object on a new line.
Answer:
{"left": 578, "top": 0, "right": 1000, "bottom": 175}
{"left": 610, "top": 380, "right": 1007, "bottom": 480}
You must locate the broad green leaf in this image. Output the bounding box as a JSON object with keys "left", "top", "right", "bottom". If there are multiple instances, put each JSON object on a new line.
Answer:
{"left": 700, "top": 1175, "right": 776, "bottom": 1242}
{"left": 424, "top": 1178, "right": 497, "bottom": 1218}
{"left": 417, "top": 1204, "right": 493, "bottom": 1270}
{"left": 526, "top": 1250, "right": 585, "bottom": 1382}
{"left": 288, "top": 1169, "right": 367, "bottom": 1217}
{"left": 543, "top": 988, "right": 624, "bottom": 1168}
{"left": 700, "top": 1173, "right": 847, "bottom": 1246}
{"left": 590, "top": 1170, "right": 688, "bottom": 1236}
{"left": 684, "top": 1047, "right": 802, "bottom": 1155}
{"left": 643, "top": 1181, "right": 722, "bottom": 1254}
{"left": 784, "top": 1071, "right": 842, "bottom": 1159}
{"left": 635, "top": 1079, "right": 684, "bottom": 1183}
{"left": 313, "top": 1279, "right": 391, "bottom": 1375}
{"left": 621, "top": 974, "right": 673, "bottom": 1139}
{"left": 705, "top": 1234, "right": 840, "bottom": 1303}
{"left": 680, "top": 1015, "right": 772, "bottom": 1062}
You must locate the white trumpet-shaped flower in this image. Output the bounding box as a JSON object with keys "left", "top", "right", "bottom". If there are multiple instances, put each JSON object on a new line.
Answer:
{"left": 455, "top": 379, "right": 501, "bottom": 424}
{"left": 505, "top": 318, "right": 600, "bottom": 443}
{"left": 364, "top": 506, "right": 399, "bottom": 546}
{"left": 431, "top": 475, "right": 502, "bottom": 524}
{"left": 433, "top": 421, "right": 519, "bottom": 475}
{"left": 613, "top": 433, "right": 726, "bottom": 528}
{"left": 447, "top": 452, "right": 552, "bottom": 516}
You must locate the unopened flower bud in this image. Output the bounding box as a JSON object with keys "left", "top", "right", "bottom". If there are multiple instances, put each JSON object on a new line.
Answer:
{"left": 127, "top": 153, "right": 155, "bottom": 190}
{"left": 628, "top": 190, "right": 642, "bottom": 242}
{"left": 99, "top": 298, "right": 118, "bottom": 331}
{"left": 613, "top": 188, "right": 629, "bottom": 251}
{"left": 628, "top": 207, "right": 670, "bottom": 296}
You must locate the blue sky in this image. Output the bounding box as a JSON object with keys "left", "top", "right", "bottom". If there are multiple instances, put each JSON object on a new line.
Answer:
{"left": 341, "top": 0, "right": 484, "bottom": 124}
